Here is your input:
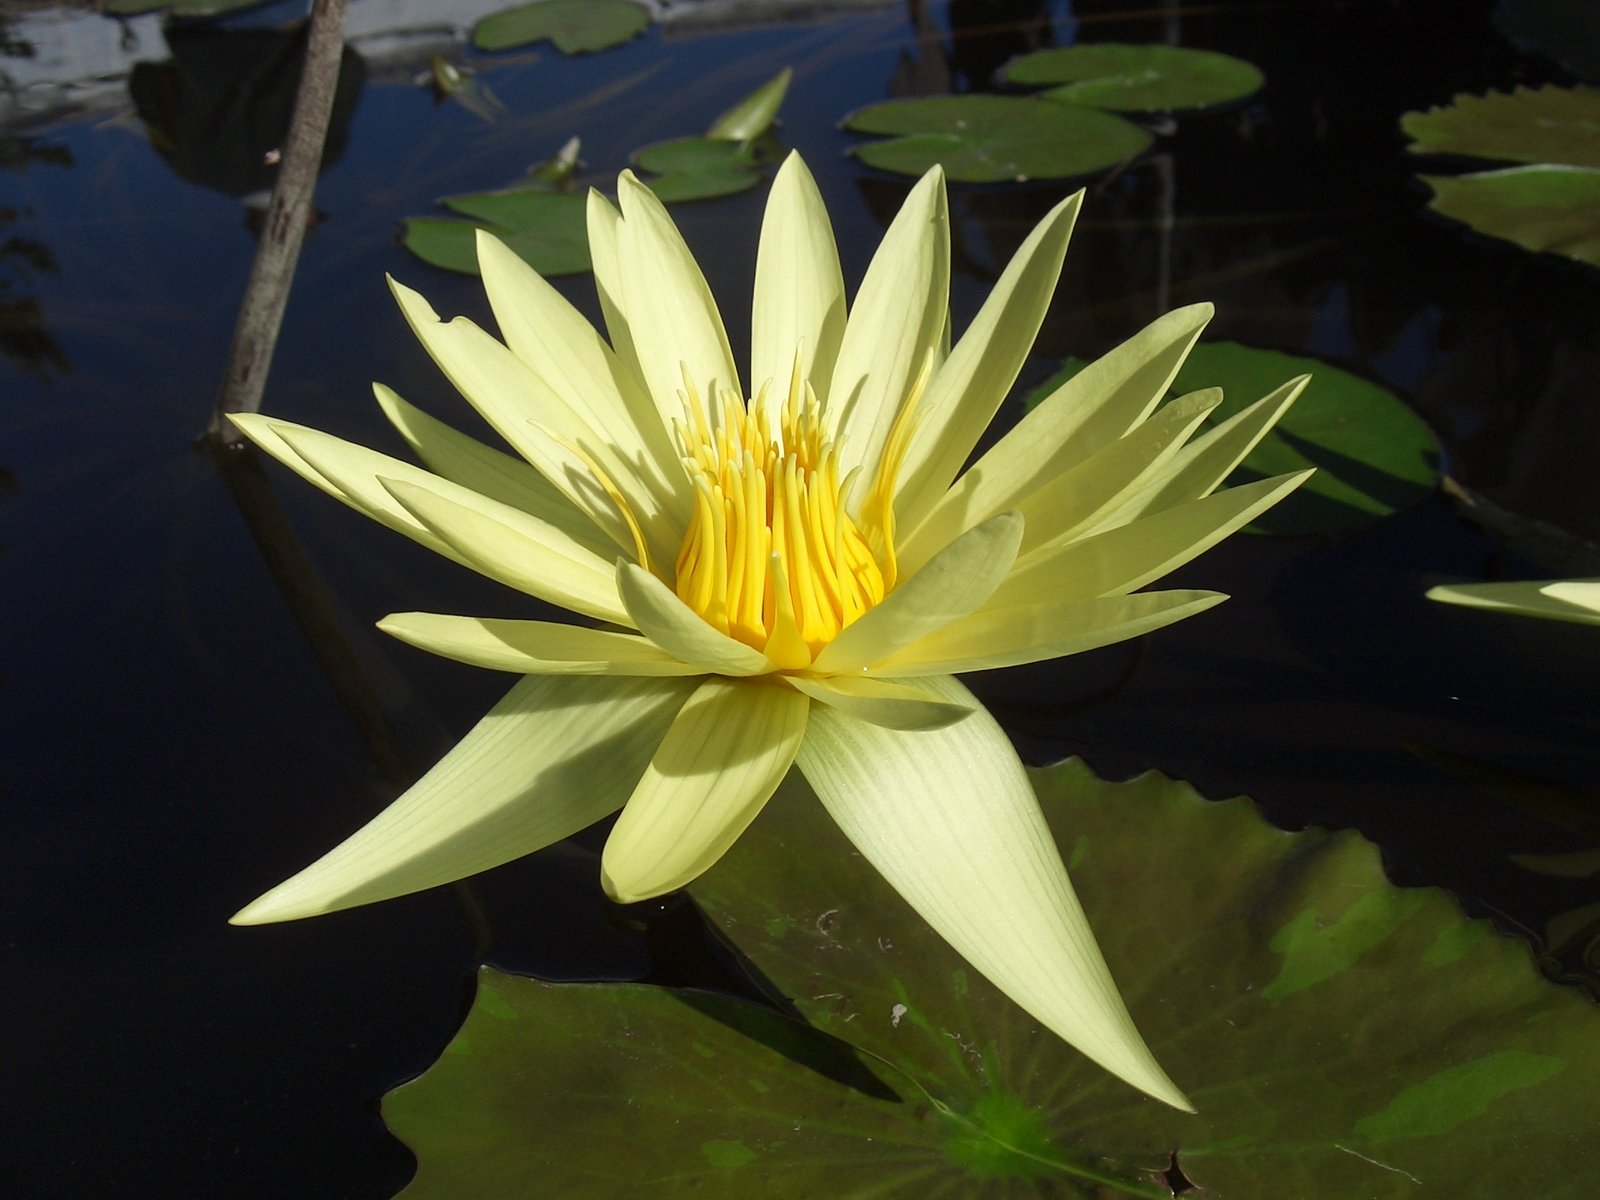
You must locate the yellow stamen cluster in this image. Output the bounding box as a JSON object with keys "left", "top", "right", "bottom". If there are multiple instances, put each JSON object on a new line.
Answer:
{"left": 673, "top": 365, "right": 895, "bottom": 668}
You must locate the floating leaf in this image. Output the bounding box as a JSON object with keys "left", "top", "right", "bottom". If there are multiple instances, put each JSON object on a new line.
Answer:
{"left": 1005, "top": 43, "right": 1264, "bottom": 112}
{"left": 402, "top": 190, "right": 589, "bottom": 276}
{"left": 632, "top": 138, "right": 762, "bottom": 202}
{"left": 1402, "top": 86, "right": 1600, "bottom": 170}
{"left": 387, "top": 761, "right": 1600, "bottom": 1197}
{"left": 842, "top": 95, "right": 1150, "bottom": 182}
{"left": 1419, "top": 166, "right": 1600, "bottom": 267}
{"left": 706, "top": 68, "right": 793, "bottom": 142}
{"left": 1026, "top": 343, "right": 1438, "bottom": 534}
{"left": 472, "top": 0, "right": 649, "bottom": 55}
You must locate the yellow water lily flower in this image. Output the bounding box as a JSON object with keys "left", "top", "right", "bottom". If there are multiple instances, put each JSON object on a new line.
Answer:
{"left": 1428, "top": 578, "right": 1600, "bottom": 626}
{"left": 230, "top": 153, "right": 1310, "bottom": 1111}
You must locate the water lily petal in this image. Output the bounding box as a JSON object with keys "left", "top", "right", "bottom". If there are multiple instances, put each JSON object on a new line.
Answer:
{"left": 827, "top": 166, "right": 949, "bottom": 483}
{"left": 617, "top": 562, "right": 774, "bottom": 676}
{"left": 231, "top": 675, "right": 695, "bottom": 924}
{"left": 378, "top": 612, "right": 703, "bottom": 675}
{"left": 900, "top": 387, "right": 1221, "bottom": 574}
{"left": 894, "top": 190, "right": 1082, "bottom": 527}
{"left": 992, "top": 471, "right": 1312, "bottom": 608}
{"left": 873, "top": 590, "right": 1226, "bottom": 676}
{"left": 812, "top": 512, "right": 1022, "bottom": 673}
{"left": 1092, "top": 375, "right": 1308, "bottom": 529}
{"left": 752, "top": 152, "right": 847, "bottom": 420}
{"left": 390, "top": 278, "right": 671, "bottom": 562}
{"left": 795, "top": 674, "right": 1191, "bottom": 1111}
{"left": 615, "top": 171, "right": 741, "bottom": 424}
{"left": 601, "top": 678, "right": 808, "bottom": 903}
{"left": 903, "top": 303, "right": 1212, "bottom": 551}
{"left": 474, "top": 230, "right": 687, "bottom": 524}
{"left": 586, "top": 189, "right": 649, "bottom": 404}
{"left": 784, "top": 674, "right": 971, "bottom": 730}
{"left": 1427, "top": 578, "right": 1600, "bottom": 626}
{"left": 373, "top": 383, "right": 613, "bottom": 558}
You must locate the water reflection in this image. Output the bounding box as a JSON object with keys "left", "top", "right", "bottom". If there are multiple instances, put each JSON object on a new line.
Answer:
{"left": 129, "top": 19, "right": 364, "bottom": 202}
{"left": 0, "top": 133, "right": 70, "bottom": 378}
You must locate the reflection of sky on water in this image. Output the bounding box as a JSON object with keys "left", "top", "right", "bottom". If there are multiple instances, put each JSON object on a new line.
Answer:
{"left": 3, "top": 1, "right": 1600, "bottom": 1195}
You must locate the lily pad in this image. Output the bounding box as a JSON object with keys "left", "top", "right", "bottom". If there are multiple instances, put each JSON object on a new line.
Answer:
{"left": 1005, "top": 44, "right": 1264, "bottom": 113}
{"left": 402, "top": 189, "right": 589, "bottom": 276}
{"left": 632, "top": 138, "right": 762, "bottom": 202}
{"left": 472, "top": 0, "right": 649, "bottom": 55}
{"left": 1402, "top": 86, "right": 1600, "bottom": 170}
{"left": 1419, "top": 166, "right": 1600, "bottom": 267}
{"left": 842, "top": 95, "right": 1151, "bottom": 182}
{"left": 1026, "top": 343, "right": 1438, "bottom": 534}
{"left": 386, "top": 761, "right": 1600, "bottom": 1197}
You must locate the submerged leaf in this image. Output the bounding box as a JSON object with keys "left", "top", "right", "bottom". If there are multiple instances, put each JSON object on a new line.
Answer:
{"left": 842, "top": 95, "right": 1150, "bottom": 182}
{"left": 387, "top": 761, "right": 1600, "bottom": 1197}
{"left": 473, "top": 0, "right": 650, "bottom": 55}
{"left": 1006, "top": 43, "right": 1264, "bottom": 112}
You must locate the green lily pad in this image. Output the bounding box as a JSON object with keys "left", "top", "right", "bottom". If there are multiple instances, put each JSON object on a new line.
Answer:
{"left": 1005, "top": 44, "right": 1264, "bottom": 112}
{"left": 1419, "top": 166, "right": 1600, "bottom": 267}
{"left": 842, "top": 95, "right": 1151, "bottom": 183}
{"left": 386, "top": 761, "right": 1600, "bottom": 1196}
{"left": 1026, "top": 342, "right": 1439, "bottom": 534}
{"left": 1402, "top": 86, "right": 1600, "bottom": 170}
{"left": 472, "top": 0, "right": 649, "bottom": 55}
{"left": 705, "top": 68, "right": 792, "bottom": 142}
{"left": 402, "top": 189, "right": 589, "bottom": 276}
{"left": 631, "top": 138, "right": 762, "bottom": 203}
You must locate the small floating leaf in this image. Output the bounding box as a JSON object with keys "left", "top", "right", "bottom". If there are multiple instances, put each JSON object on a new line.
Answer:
{"left": 632, "top": 138, "right": 762, "bottom": 202}
{"left": 1419, "top": 167, "right": 1600, "bottom": 267}
{"left": 386, "top": 761, "right": 1600, "bottom": 1197}
{"left": 706, "top": 68, "right": 793, "bottom": 142}
{"left": 842, "top": 94, "right": 1150, "bottom": 182}
{"left": 1402, "top": 86, "right": 1600, "bottom": 170}
{"left": 473, "top": 0, "right": 649, "bottom": 55}
{"left": 402, "top": 190, "right": 589, "bottom": 276}
{"left": 1006, "top": 43, "right": 1264, "bottom": 112}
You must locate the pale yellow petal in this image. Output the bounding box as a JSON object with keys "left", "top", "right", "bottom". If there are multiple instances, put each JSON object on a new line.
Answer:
{"left": 1427, "top": 578, "right": 1600, "bottom": 627}
{"left": 473, "top": 230, "right": 686, "bottom": 527}
{"left": 751, "top": 152, "right": 847, "bottom": 419}
{"left": 901, "top": 387, "right": 1220, "bottom": 574}
{"left": 616, "top": 561, "right": 774, "bottom": 676}
{"left": 601, "top": 678, "right": 808, "bottom": 902}
{"left": 586, "top": 189, "right": 648, "bottom": 399}
{"left": 827, "top": 166, "right": 949, "bottom": 484}
{"left": 894, "top": 190, "right": 1083, "bottom": 528}
{"left": 615, "top": 171, "right": 741, "bottom": 424}
{"left": 813, "top": 512, "right": 1022, "bottom": 672}
{"left": 373, "top": 383, "right": 613, "bottom": 558}
{"left": 901, "top": 303, "right": 1213, "bottom": 551}
{"left": 378, "top": 476, "right": 629, "bottom": 625}
{"left": 784, "top": 673, "right": 971, "bottom": 730}
{"left": 378, "top": 612, "right": 703, "bottom": 676}
{"left": 232, "top": 675, "right": 695, "bottom": 924}
{"left": 872, "top": 590, "right": 1226, "bottom": 676}
{"left": 796, "top": 674, "right": 1191, "bottom": 1110}
{"left": 1093, "top": 375, "right": 1308, "bottom": 529}
{"left": 991, "top": 471, "right": 1312, "bottom": 609}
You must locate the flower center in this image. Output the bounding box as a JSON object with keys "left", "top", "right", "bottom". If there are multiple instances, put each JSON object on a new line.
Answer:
{"left": 673, "top": 368, "right": 899, "bottom": 670}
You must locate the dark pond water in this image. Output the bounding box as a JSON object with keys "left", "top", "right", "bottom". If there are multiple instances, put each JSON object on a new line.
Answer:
{"left": 4, "top": 0, "right": 1598, "bottom": 1195}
